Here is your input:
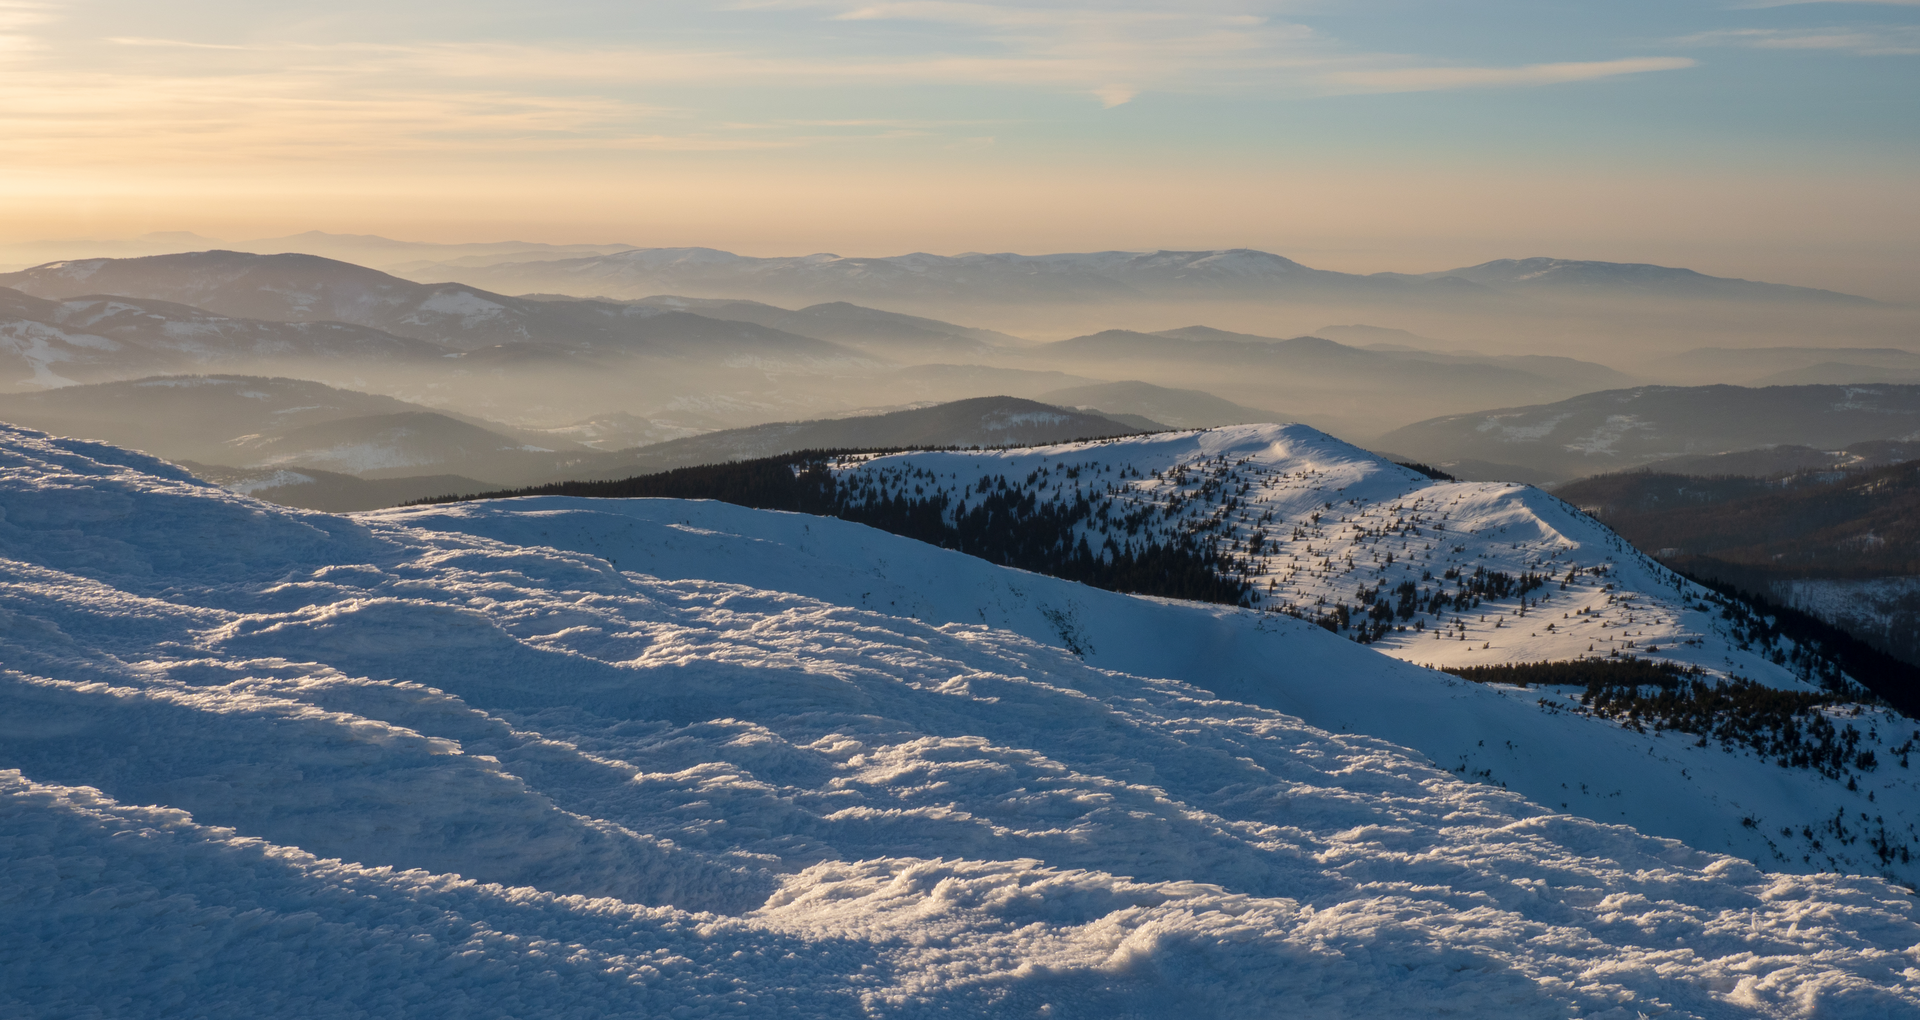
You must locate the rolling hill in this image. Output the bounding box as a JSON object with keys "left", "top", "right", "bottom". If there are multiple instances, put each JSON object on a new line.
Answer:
{"left": 177, "top": 462, "right": 500, "bottom": 513}
{"left": 1636, "top": 438, "right": 1920, "bottom": 478}
{"left": 1035, "top": 380, "right": 1285, "bottom": 428}
{"left": 617, "top": 296, "right": 1024, "bottom": 359}
{"left": 1554, "top": 461, "right": 1920, "bottom": 667}
{"left": 0, "top": 287, "right": 449, "bottom": 389}
{"left": 0, "top": 252, "right": 871, "bottom": 366}
{"left": 1376, "top": 384, "right": 1920, "bottom": 481}
{"left": 0, "top": 375, "right": 590, "bottom": 479}
{"left": 1652, "top": 346, "right": 1920, "bottom": 386}
{"left": 583, "top": 396, "right": 1145, "bottom": 479}
{"left": 1013, "top": 328, "right": 1632, "bottom": 437}
{"left": 1408, "top": 258, "right": 1874, "bottom": 304}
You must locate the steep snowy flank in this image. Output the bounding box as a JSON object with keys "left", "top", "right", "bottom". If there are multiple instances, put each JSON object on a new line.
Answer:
{"left": 3, "top": 425, "right": 1919, "bottom": 1017}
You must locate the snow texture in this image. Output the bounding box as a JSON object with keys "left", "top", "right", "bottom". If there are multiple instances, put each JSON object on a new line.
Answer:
{"left": 1, "top": 423, "right": 1917, "bottom": 1017}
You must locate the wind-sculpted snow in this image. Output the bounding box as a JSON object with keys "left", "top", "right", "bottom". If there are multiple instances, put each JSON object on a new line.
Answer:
{"left": 2, "top": 425, "right": 1918, "bottom": 1017}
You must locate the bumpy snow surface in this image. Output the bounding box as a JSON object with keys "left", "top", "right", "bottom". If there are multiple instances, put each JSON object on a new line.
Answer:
{"left": 4, "top": 425, "right": 1919, "bottom": 1017}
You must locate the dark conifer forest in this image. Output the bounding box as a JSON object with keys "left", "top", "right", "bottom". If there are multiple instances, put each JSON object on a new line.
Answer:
{"left": 414, "top": 449, "right": 1250, "bottom": 605}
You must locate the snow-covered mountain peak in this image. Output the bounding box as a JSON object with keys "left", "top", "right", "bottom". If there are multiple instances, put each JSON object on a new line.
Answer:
{"left": 1124, "top": 248, "right": 1315, "bottom": 277}
{"left": 815, "top": 422, "right": 1847, "bottom": 690}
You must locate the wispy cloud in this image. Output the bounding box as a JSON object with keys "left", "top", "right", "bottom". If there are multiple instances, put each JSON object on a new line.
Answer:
{"left": 1323, "top": 57, "right": 1696, "bottom": 94}
{"left": 1728, "top": 0, "right": 1920, "bottom": 8}
{"left": 0, "top": 0, "right": 55, "bottom": 58}
{"left": 770, "top": 0, "right": 1317, "bottom": 106}
{"left": 0, "top": 0, "right": 1736, "bottom": 170}
{"left": 1676, "top": 26, "right": 1920, "bottom": 55}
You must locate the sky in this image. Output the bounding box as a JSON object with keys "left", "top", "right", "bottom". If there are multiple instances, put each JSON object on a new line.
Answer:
{"left": 1, "top": 0, "right": 1916, "bottom": 295}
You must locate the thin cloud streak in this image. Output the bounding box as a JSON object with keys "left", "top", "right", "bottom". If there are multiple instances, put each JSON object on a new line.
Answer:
{"left": 1730, "top": 0, "right": 1920, "bottom": 8}
{"left": 1676, "top": 26, "right": 1920, "bottom": 55}
{"left": 1323, "top": 57, "right": 1697, "bottom": 95}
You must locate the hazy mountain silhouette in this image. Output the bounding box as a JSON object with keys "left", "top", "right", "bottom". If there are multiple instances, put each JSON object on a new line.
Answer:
{"left": 582, "top": 396, "right": 1144, "bottom": 479}
{"left": 616, "top": 296, "right": 1025, "bottom": 358}
{"left": 0, "top": 286, "right": 450, "bottom": 388}
{"left": 1651, "top": 346, "right": 1920, "bottom": 385}
{"left": 394, "top": 245, "right": 1873, "bottom": 306}
{"left": 0, "top": 375, "right": 584, "bottom": 467}
{"left": 1034, "top": 381, "right": 1284, "bottom": 429}
{"left": 1635, "top": 439, "right": 1920, "bottom": 478}
{"left": 1377, "top": 384, "right": 1920, "bottom": 480}
{"left": 176, "top": 461, "right": 501, "bottom": 513}
{"left": 0, "top": 252, "right": 870, "bottom": 365}
{"left": 1409, "top": 258, "right": 1874, "bottom": 305}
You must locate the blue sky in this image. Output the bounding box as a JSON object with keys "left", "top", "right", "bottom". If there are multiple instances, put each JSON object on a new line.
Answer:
{"left": 1, "top": 0, "right": 1915, "bottom": 291}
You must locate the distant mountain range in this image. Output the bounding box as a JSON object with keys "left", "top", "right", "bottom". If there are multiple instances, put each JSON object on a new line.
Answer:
{"left": 0, "top": 286, "right": 451, "bottom": 387}
{"left": 0, "top": 376, "right": 599, "bottom": 488}
{"left": 1637, "top": 438, "right": 1920, "bottom": 478}
{"left": 1376, "top": 384, "right": 1920, "bottom": 481}
{"left": 1032, "top": 381, "right": 1284, "bottom": 430}
{"left": 0, "top": 230, "right": 634, "bottom": 273}
{"left": 397, "top": 246, "right": 1876, "bottom": 307}
{"left": 7, "top": 247, "right": 1913, "bottom": 468}
{"left": 0, "top": 250, "right": 1677, "bottom": 441}
{"left": 1651, "top": 346, "right": 1920, "bottom": 387}
{"left": 611, "top": 296, "right": 1024, "bottom": 360}
{"left": 0, "top": 252, "right": 868, "bottom": 366}
{"left": 2, "top": 233, "right": 1876, "bottom": 310}
{"left": 1006, "top": 325, "right": 1636, "bottom": 438}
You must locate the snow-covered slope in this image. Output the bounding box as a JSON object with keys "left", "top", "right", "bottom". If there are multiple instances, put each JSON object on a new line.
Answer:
{"left": 392, "top": 492, "right": 1920, "bottom": 883}
{"left": 4, "top": 424, "right": 1919, "bottom": 1016}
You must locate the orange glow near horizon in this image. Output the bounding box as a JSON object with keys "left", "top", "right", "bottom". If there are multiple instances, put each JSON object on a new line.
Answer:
{"left": 3, "top": 160, "right": 1915, "bottom": 300}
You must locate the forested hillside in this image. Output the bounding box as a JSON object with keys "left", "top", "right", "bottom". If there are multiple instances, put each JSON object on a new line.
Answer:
{"left": 1556, "top": 461, "right": 1920, "bottom": 580}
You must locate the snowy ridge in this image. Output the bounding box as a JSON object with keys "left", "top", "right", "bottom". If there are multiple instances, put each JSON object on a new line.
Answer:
{"left": 2, "top": 425, "right": 1918, "bottom": 1016}
{"left": 807, "top": 424, "right": 1833, "bottom": 687}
